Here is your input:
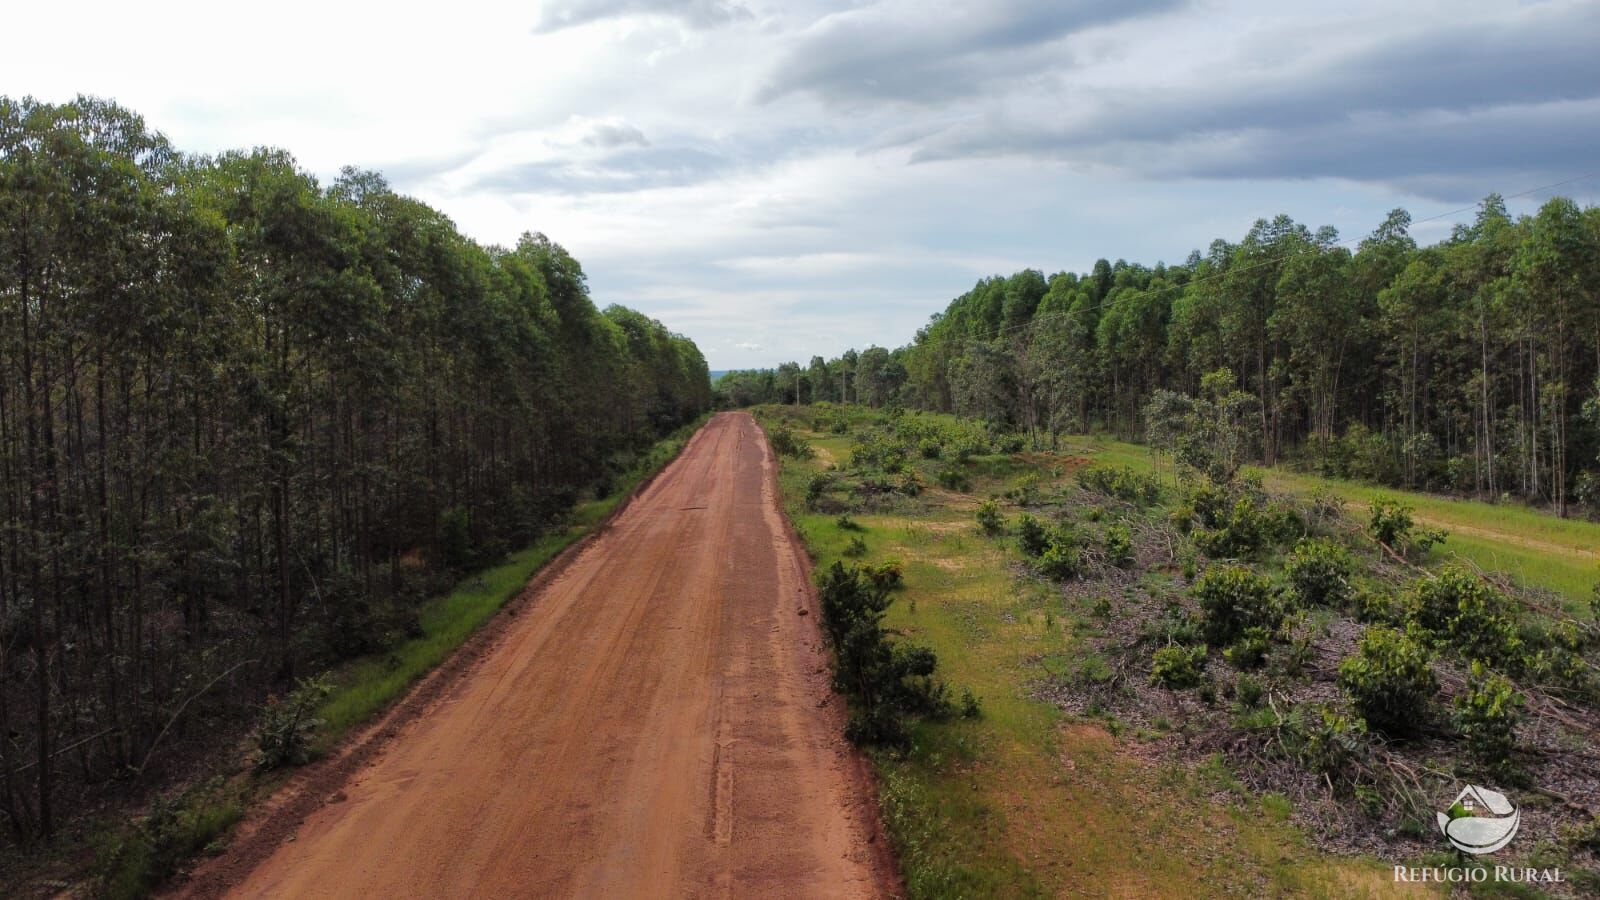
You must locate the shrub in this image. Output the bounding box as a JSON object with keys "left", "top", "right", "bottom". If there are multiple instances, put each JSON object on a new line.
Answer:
{"left": 843, "top": 535, "right": 868, "bottom": 557}
{"left": 918, "top": 437, "right": 942, "bottom": 459}
{"left": 1193, "top": 564, "right": 1282, "bottom": 646}
{"left": 1288, "top": 704, "right": 1369, "bottom": 786}
{"left": 1037, "top": 529, "right": 1085, "bottom": 581}
{"left": 816, "top": 562, "right": 952, "bottom": 747}
{"left": 1368, "top": 495, "right": 1445, "bottom": 554}
{"left": 864, "top": 559, "right": 905, "bottom": 592}
{"left": 256, "top": 675, "right": 332, "bottom": 771}
{"left": 1404, "top": 567, "right": 1524, "bottom": 670}
{"left": 1224, "top": 627, "right": 1272, "bottom": 670}
{"left": 1016, "top": 514, "right": 1050, "bottom": 558}
{"left": 1338, "top": 625, "right": 1437, "bottom": 736}
{"left": 768, "top": 423, "right": 814, "bottom": 459}
{"left": 1284, "top": 538, "right": 1354, "bottom": 607}
{"left": 1104, "top": 524, "right": 1134, "bottom": 568}
{"left": 897, "top": 470, "right": 923, "bottom": 496}
{"left": 1151, "top": 645, "right": 1208, "bottom": 688}
{"left": 936, "top": 467, "right": 970, "bottom": 492}
{"left": 975, "top": 499, "right": 1005, "bottom": 535}
{"left": 836, "top": 513, "right": 862, "bottom": 531}
{"left": 1076, "top": 464, "right": 1161, "bottom": 505}
{"left": 1454, "top": 661, "right": 1522, "bottom": 777}
{"left": 805, "top": 472, "right": 833, "bottom": 509}
{"left": 94, "top": 779, "right": 243, "bottom": 900}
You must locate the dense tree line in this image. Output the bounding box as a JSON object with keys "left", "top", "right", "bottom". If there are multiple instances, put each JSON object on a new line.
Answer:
{"left": 0, "top": 96, "right": 710, "bottom": 842}
{"left": 722, "top": 197, "right": 1600, "bottom": 514}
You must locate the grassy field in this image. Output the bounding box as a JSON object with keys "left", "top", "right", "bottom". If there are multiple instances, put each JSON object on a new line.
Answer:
{"left": 762, "top": 408, "right": 1433, "bottom": 899}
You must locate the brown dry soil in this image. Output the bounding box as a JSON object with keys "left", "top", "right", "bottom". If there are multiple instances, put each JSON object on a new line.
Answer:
{"left": 176, "top": 412, "right": 894, "bottom": 899}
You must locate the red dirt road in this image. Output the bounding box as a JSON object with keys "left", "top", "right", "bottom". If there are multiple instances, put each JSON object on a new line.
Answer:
{"left": 188, "top": 413, "right": 891, "bottom": 899}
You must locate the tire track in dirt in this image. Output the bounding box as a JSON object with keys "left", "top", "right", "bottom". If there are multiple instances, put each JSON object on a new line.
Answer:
{"left": 174, "top": 412, "right": 894, "bottom": 899}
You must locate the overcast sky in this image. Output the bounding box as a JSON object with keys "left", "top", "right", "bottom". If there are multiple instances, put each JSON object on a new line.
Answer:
{"left": 5, "top": 0, "right": 1597, "bottom": 368}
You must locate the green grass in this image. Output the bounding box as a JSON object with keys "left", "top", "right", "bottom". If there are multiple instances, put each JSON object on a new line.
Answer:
{"left": 315, "top": 418, "right": 704, "bottom": 743}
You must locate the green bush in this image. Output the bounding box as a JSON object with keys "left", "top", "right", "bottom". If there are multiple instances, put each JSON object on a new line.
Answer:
{"left": 936, "top": 467, "right": 971, "bottom": 492}
{"left": 1284, "top": 538, "right": 1354, "bottom": 607}
{"left": 843, "top": 535, "right": 868, "bottom": 557}
{"left": 975, "top": 499, "right": 1005, "bottom": 536}
{"left": 1454, "top": 661, "right": 1523, "bottom": 777}
{"left": 1224, "top": 627, "right": 1272, "bottom": 670}
{"left": 1404, "top": 567, "right": 1524, "bottom": 670}
{"left": 1037, "top": 529, "right": 1085, "bottom": 581}
{"left": 1076, "top": 464, "right": 1162, "bottom": 505}
{"left": 768, "top": 423, "right": 814, "bottom": 460}
{"left": 1151, "top": 645, "right": 1208, "bottom": 689}
{"left": 816, "top": 562, "right": 952, "bottom": 747}
{"left": 1104, "top": 524, "right": 1134, "bottom": 568}
{"left": 864, "top": 558, "right": 905, "bottom": 592}
{"left": 1016, "top": 514, "right": 1050, "bottom": 558}
{"left": 1368, "top": 495, "right": 1445, "bottom": 554}
{"left": 1288, "top": 704, "right": 1369, "bottom": 786}
{"left": 805, "top": 471, "right": 833, "bottom": 509}
{"left": 94, "top": 779, "right": 243, "bottom": 900}
{"left": 256, "top": 675, "right": 332, "bottom": 771}
{"left": 1193, "top": 564, "right": 1282, "bottom": 646}
{"left": 1338, "top": 625, "right": 1437, "bottom": 736}
{"left": 918, "top": 437, "right": 942, "bottom": 459}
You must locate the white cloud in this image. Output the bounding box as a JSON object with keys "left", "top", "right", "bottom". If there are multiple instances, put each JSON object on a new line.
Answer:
{"left": 5, "top": 0, "right": 1591, "bottom": 368}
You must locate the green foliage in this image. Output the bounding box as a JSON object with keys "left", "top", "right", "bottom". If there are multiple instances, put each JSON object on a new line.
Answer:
{"left": 1338, "top": 625, "right": 1438, "bottom": 736}
{"left": 1104, "top": 524, "right": 1134, "bottom": 568}
{"left": 256, "top": 676, "right": 332, "bottom": 770}
{"left": 918, "top": 437, "right": 943, "bottom": 459}
{"left": 843, "top": 535, "right": 869, "bottom": 558}
{"left": 1151, "top": 645, "right": 1208, "bottom": 689}
{"left": 975, "top": 499, "right": 1005, "bottom": 536}
{"left": 1223, "top": 627, "right": 1271, "bottom": 670}
{"left": 1404, "top": 566, "right": 1525, "bottom": 669}
{"left": 864, "top": 558, "right": 906, "bottom": 593}
{"left": 936, "top": 467, "right": 971, "bottom": 492}
{"left": 806, "top": 472, "right": 834, "bottom": 509}
{"left": 1286, "top": 704, "right": 1370, "bottom": 786}
{"left": 768, "top": 423, "right": 815, "bottom": 459}
{"left": 1075, "top": 464, "right": 1161, "bottom": 505}
{"left": 1193, "top": 564, "right": 1283, "bottom": 646}
{"left": 1453, "top": 661, "right": 1523, "bottom": 777}
{"left": 1143, "top": 369, "right": 1260, "bottom": 484}
{"left": 1036, "top": 528, "right": 1085, "bottom": 581}
{"left": 1015, "top": 514, "right": 1050, "bottom": 558}
{"left": 1368, "top": 496, "right": 1445, "bottom": 554}
{"left": 437, "top": 506, "right": 473, "bottom": 569}
{"left": 836, "top": 513, "right": 863, "bottom": 531}
{"left": 94, "top": 779, "right": 243, "bottom": 900}
{"left": 815, "top": 562, "right": 952, "bottom": 748}
{"left": 1283, "top": 538, "right": 1354, "bottom": 607}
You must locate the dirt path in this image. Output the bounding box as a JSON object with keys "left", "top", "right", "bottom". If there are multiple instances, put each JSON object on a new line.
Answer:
{"left": 180, "top": 412, "right": 892, "bottom": 899}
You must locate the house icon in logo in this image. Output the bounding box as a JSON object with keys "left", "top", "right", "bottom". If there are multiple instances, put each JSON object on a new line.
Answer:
{"left": 1437, "top": 785, "right": 1520, "bottom": 855}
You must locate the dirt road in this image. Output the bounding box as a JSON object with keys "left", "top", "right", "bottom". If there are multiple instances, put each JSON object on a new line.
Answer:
{"left": 187, "top": 413, "right": 891, "bottom": 899}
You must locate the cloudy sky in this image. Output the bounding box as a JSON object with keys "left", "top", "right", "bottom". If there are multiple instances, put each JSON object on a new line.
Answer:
{"left": 5, "top": 0, "right": 1596, "bottom": 368}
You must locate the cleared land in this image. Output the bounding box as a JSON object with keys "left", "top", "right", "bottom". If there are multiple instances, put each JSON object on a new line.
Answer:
{"left": 176, "top": 412, "right": 891, "bottom": 899}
